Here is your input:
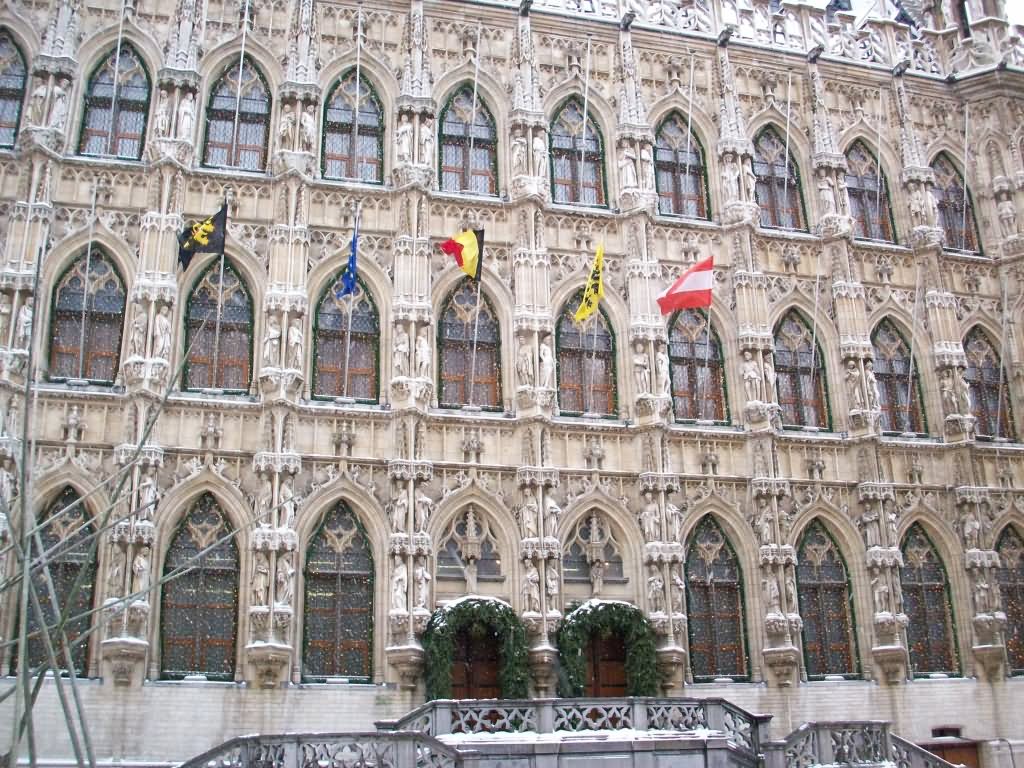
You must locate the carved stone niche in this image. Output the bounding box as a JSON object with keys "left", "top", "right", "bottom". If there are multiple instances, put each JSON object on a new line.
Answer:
{"left": 762, "top": 644, "right": 801, "bottom": 687}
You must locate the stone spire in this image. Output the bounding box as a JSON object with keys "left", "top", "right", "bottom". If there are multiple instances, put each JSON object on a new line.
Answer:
{"left": 399, "top": 0, "right": 433, "bottom": 102}
{"left": 40, "top": 0, "right": 81, "bottom": 62}
{"left": 164, "top": 0, "right": 203, "bottom": 72}
{"left": 283, "top": 0, "right": 318, "bottom": 86}
{"left": 511, "top": 2, "right": 541, "bottom": 115}
{"left": 616, "top": 18, "right": 647, "bottom": 130}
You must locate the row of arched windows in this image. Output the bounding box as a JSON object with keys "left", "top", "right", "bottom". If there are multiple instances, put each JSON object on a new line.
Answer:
{"left": 48, "top": 249, "right": 1017, "bottom": 439}
{"left": 16, "top": 487, "right": 1024, "bottom": 684}
{"left": 0, "top": 31, "right": 983, "bottom": 253}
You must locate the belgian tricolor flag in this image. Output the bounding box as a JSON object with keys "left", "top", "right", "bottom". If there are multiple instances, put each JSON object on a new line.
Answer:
{"left": 178, "top": 204, "right": 228, "bottom": 270}
{"left": 441, "top": 229, "right": 484, "bottom": 280}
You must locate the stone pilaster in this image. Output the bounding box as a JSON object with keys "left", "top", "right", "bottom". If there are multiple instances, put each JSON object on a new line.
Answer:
{"left": 627, "top": 216, "right": 670, "bottom": 425}
{"left": 512, "top": 205, "right": 555, "bottom": 418}
{"left": 509, "top": 3, "right": 548, "bottom": 202}
{"left": 615, "top": 16, "right": 656, "bottom": 214}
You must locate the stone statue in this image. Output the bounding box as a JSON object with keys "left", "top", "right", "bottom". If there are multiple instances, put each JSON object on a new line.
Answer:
{"left": 871, "top": 575, "right": 891, "bottom": 613}
{"left": 155, "top": 90, "right": 170, "bottom": 138}
{"left": 414, "top": 557, "right": 431, "bottom": 609}
{"left": 262, "top": 315, "right": 282, "bottom": 367}
{"left": 543, "top": 494, "right": 561, "bottom": 538}
{"left": 132, "top": 547, "right": 151, "bottom": 597}
{"left": 287, "top": 318, "right": 303, "bottom": 369}
{"left": 415, "top": 326, "right": 431, "bottom": 379}
{"left": 784, "top": 572, "right": 797, "bottom": 611}
{"left": 998, "top": 198, "right": 1018, "bottom": 238}
{"left": 300, "top": 104, "right": 316, "bottom": 153}
{"left": 256, "top": 474, "right": 273, "bottom": 523}
{"left": 845, "top": 360, "right": 864, "bottom": 409}
{"left": 391, "top": 555, "right": 408, "bottom": 611}
{"left": 864, "top": 360, "right": 880, "bottom": 411}
{"left": 532, "top": 132, "right": 547, "bottom": 177}
{"left": 177, "top": 92, "right": 196, "bottom": 141}
{"left": 765, "top": 574, "right": 781, "bottom": 613}
{"left": 414, "top": 487, "right": 433, "bottom": 532}
{"left": 618, "top": 144, "right": 639, "bottom": 189}
{"left": 639, "top": 144, "right": 655, "bottom": 190}
{"left": 741, "top": 350, "right": 763, "bottom": 402}
{"left": 940, "top": 368, "right": 958, "bottom": 415}
{"left": 520, "top": 488, "right": 538, "bottom": 538}
{"left": 722, "top": 153, "right": 741, "bottom": 202}
{"left": 130, "top": 307, "right": 148, "bottom": 358}
{"left": 279, "top": 475, "right": 296, "bottom": 528}
{"left": 756, "top": 496, "right": 773, "bottom": 545}
{"left": 632, "top": 342, "right": 650, "bottom": 394}
{"left": 48, "top": 80, "right": 68, "bottom": 130}
{"left": 107, "top": 546, "right": 125, "bottom": 596}
{"left": 390, "top": 493, "right": 408, "bottom": 533}
{"left": 419, "top": 117, "right": 434, "bottom": 166}
{"left": 0, "top": 293, "right": 11, "bottom": 345}
{"left": 28, "top": 81, "right": 47, "bottom": 127}
{"left": 276, "top": 552, "right": 295, "bottom": 605}
{"left": 590, "top": 559, "right": 606, "bottom": 594}
{"left": 153, "top": 305, "right": 172, "bottom": 360}
{"left": 0, "top": 457, "right": 16, "bottom": 511}
{"left": 973, "top": 577, "right": 994, "bottom": 614}
{"left": 956, "top": 367, "right": 972, "bottom": 415}
{"left": 762, "top": 354, "right": 776, "bottom": 400}
{"left": 962, "top": 514, "right": 981, "bottom": 550}
{"left": 251, "top": 551, "right": 271, "bottom": 606}
{"left": 393, "top": 325, "right": 410, "bottom": 377}
{"left": 538, "top": 336, "right": 554, "bottom": 388}
{"left": 861, "top": 508, "right": 880, "bottom": 548}
{"left": 395, "top": 113, "right": 413, "bottom": 164}
{"left": 647, "top": 568, "right": 665, "bottom": 613}
{"left": 522, "top": 560, "right": 541, "bottom": 612}
{"left": 639, "top": 491, "right": 660, "bottom": 541}
{"left": 511, "top": 129, "right": 527, "bottom": 175}
{"left": 817, "top": 170, "right": 837, "bottom": 216}
{"left": 278, "top": 104, "right": 295, "bottom": 150}
{"left": 516, "top": 335, "right": 534, "bottom": 387}
{"left": 742, "top": 157, "right": 758, "bottom": 203}
{"left": 546, "top": 561, "right": 559, "bottom": 598}
{"left": 15, "top": 297, "right": 33, "bottom": 350}
{"left": 137, "top": 466, "right": 160, "bottom": 521}
{"left": 667, "top": 502, "right": 683, "bottom": 542}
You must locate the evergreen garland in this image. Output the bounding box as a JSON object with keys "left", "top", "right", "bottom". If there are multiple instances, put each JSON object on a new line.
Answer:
{"left": 556, "top": 601, "right": 660, "bottom": 697}
{"left": 422, "top": 597, "right": 530, "bottom": 701}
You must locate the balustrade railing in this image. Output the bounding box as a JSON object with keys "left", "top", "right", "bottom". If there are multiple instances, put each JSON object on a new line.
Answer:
{"left": 766, "top": 721, "right": 961, "bottom": 768}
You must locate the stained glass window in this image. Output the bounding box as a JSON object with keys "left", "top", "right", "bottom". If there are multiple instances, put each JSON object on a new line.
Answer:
{"left": 901, "top": 523, "right": 958, "bottom": 676}
{"left": 562, "top": 513, "right": 624, "bottom": 582}
{"left": 0, "top": 31, "right": 27, "bottom": 148}
{"left": 303, "top": 502, "right": 373, "bottom": 680}
{"left": 16, "top": 487, "right": 96, "bottom": 676}
{"left": 78, "top": 44, "right": 150, "bottom": 159}
{"left": 322, "top": 70, "right": 383, "bottom": 182}
{"left": 556, "top": 293, "right": 616, "bottom": 417}
{"left": 931, "top": 153, "right": 979, "bottom": 252}
{"left": 550, "top": 98, "right": 606, "bottom": 206}
{"left": 184, "top": 260, "right": 253, "bottom": 392}
{"left": 668, "top": 309, "right": 725, "bottom": 421}
{"left": 773, "top": 310, "right": 828, "bottom": 428}
{"left": 439, "top": 280, "right": 501, "bottom": 408}
{"left": 685, "top": 516, "right": 747, "bottom": 680}
{"left": 845, "top": 141, "right": 895, "bottom": 242}
{"left": 313, "top": 276, "right": 379, "bottom": 401}
{"left": 47, "top": 249, "right": 127, "bottom": 384}
{"left": 160, "top": 493, "right": 239, "bottom": 680}
{"left": 655, "top": 113, "right": 708, "bottom": 218}
{"left": 871, "top": 319, "right": 925, "bottom": 434}
{"left": 963, "top": 327, "right": 1015, "bottom": 439}
{"left": 797, "top": 520, "right": 857, "bottom": 678}
{"left": 996, "top": 526, "right": 1024, "bottom": 674}
{"left": 439, "top": 86, "right": 497, "bottom": 196}
{"left": 202, "top": 57, "right": 270, "bottom": 171}
{"left": 753, "top": 127, "right": 806, "bottom": 230}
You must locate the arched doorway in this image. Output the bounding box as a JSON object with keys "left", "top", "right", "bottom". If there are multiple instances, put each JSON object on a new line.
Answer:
{"left": 451, "top": 622, "right": 502, "bottom": 699}
{"left": 583, "top": 631, "right": 627, "bottom": 697}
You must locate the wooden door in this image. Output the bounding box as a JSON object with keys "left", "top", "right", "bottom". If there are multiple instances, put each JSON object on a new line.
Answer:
{"left": 584, "top": 633, "right": 627, "bottom": 697}
{"left": 451, "top": 628, "right": 501, "bottom": 699}
{"left": 925, "top": 743, "right": 979, "bottom": 768}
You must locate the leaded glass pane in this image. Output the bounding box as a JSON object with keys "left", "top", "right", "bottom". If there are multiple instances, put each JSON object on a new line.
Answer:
{"left": 753, "top": 128, "right": 805, "bottom": 230}
{"left": 996, "top": 526, "right": 1024, "bottom": 674}
{"left": 845, "top": 141, "right": 894, "bottom": 242}
{"left": 185, "top": 261, "right": 253, "bottom": 392}
{"left": 557, "top": 292, "right": 616, "bottom": 416}
{"left": 931, "top": 154, "right": 979, "bottom": 252}
{"left": 48, "top": 250, "right": 127, "bottom": 384}
{"left": 871, "top": 319, "right": 924, "bottom": 433}
{"left": 773, "top": 310, "right": 828, "bottom": 428}
{"left": 439, "top": 281, "right": 501, "bottom": 408}
{"left": 550, "top": 98, "right": 605, "bottom": 206}
{"left": 78, "top": 44, "right": 149, "bottom": 159}
{"left": 655, "top": 113, "right": 708, "bottom": 219}
{"left": 303, "top": 503, "right": 373, "bottom": 680}
{"left": 900, "top": 524, "right": 958, "bottom": 676}
{"left": 963, "top": 327, "right": 1014, "bottom": 439}
{"left": 685, "top": 516, "right": 746, "bottom": 680}
{"left": 160, "top": 493, "right": 239, "bottom": 680}
{"left": 202, "top": 58, "right": 270, "bottom": 171}
{"left": 797, "top": 520, "right": 857, "bottom": 677}
{"left": 0, "top": 32, "right": 27, "bottom": 148}
{"left": 313, "top": 277, "right": 379, "bottom": 401}
{"left": 668, "top": 309, "right": 725, "bottom": 421}
{"left": 322, "top": 71, "right": 383, "bottom": 182}
{"left": 439, "top": 87, "right": 497, "bottom": 195}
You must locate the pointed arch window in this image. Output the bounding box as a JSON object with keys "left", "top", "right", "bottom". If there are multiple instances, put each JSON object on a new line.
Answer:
{"left": 562, "top": 512, "right": 625, "bottom": 583}
{"left": 439, "top": 86, "right": 497, "bottom": 196}
{"left": 0, "top": 31, "right": 28, "bottom": 148}
{"left": 685, "top": 516, "right": 747, "bottom": 681}
{"left": 845, "top": 141, "right": 895, "bottom": 242}
{"left": 550, "top": 98, "right": 606, "bottom": 206}
{"left": 773, "top": 310, "right": 829, "bottom": 428}
{"left": 931, "top": 153, "right": 979, "bottom": 253}
{"left": 184, "top": 260, "right": 253, "bottom": 392}
{"left": 871, "top": 319, "right": 925, "bottom": 434}
{"left": 16, "top": 487, "right": 96, "bottom": 676}
{"left": 556, "top": 292, "right": 616, "bottom": 417}
{"left": 753, "top": 127, "right": 806, "bottom": 230}
{"left": 202, "top": 57, "right": 271, "bottom": 172}
{"left": 668, "top": 308, "right": 726, "bottom": 421}
{"left": 78, "top": 44, "right": 150, "bottom": 159}
{"left": 438, "top": 280, "right": 501, "bottom": 409}
{"left": 963, "top": 327, "right": 1015, "bottom": 439}
{"left": 312, "top": 275, "right": 379, "bottom": 402}
{"left": 437, "top": 506, "right": 503, "bottom": 587}
{"left": 797, "top": 520, "right": 858, "bottom": 678}
{"left": 655, "top": 113, "right": 709, "bottom": 218}
{"left": 322, "top": 70, "right": 383, "bottom": 183}
{"left": 900, "top": 523, "right": 958, "bottom": 676}
{"left": 47, "top": 248, "right": 127, "bottom": 384}
{"left": 303, "top": 502, "right": 374, "bottom": 681}
{"left": 995, "top": 526, "right": 1024, "bottom": 674}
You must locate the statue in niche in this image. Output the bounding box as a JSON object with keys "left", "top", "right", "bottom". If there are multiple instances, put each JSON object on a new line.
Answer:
{"left": 655, "top": 343, "right": 670, "bottom": 396}
{"left": 395, "top": 113, "right": 413, "bottom": 164}
{"left": 785, "top": 571, "right": 797, "bottom": 612}
{"left": 671, "top": 565, "right": 685, "bottom": 613}
{"left": 861, "top": 507, "right": 880, "bottom": 548}
{"left": 132, "top": 546, "right": 151, "bottom": 597}
{"left": 48, "top": 79, "right": 68, "bottom": 130}
{"left": 845, "top": 360, "right": 864, "bottom": 409}
{"left": 755, "top": 496, "right": 773, "bottom": 545}
{"left": 287, "top": 318, "right": 303, "bottom": 369}
{"left": 419, "top": 117, "right": 434, "bottom": 166}
{"left": 251, "top": 551, "right": 271, "bottom": 606}
{"left": 390, "top": 493, "right": 408, "bottom": 533}
{"left": 871, "top": 574, "right": 891, "bottom": 613}
{"left": 590, "top": 559, "right": 606, "bottom": 594}
{"left": 639, "top": 491, "right": 660, "bottom": 541}
{"left": 765, "top": 574, "right": 781, "bottom": 613}
{"left": 538, "top": 336, "right": 554, "bottom": 388}
{"left": 817, "top": 169, "right": 837, "bottom": 215}
{"left": 262, "top": 315, "right": 282, "bottom": 367}
{"left": 130, "top": 308, "right": 148, "bottom": 358}
{"left": 742, "top": 350, "right": 763, "bottom": 403}
{"left": 414, "top": 556, "right": 431, "bottom": 609}
{"left": 633, "top": 342, "right": 651, "bottom": 394}
{"left": 940, "top": 368, "right": 958, "bottom": 415}
{"left": 722, "top": 152, "right": 741, "bottom": 202}
{"left": 0, "top": 293, "right": 11, "bottom": 344}
{"left": 278, "top": 103, "right": 295, "bottom": 150}
{"left": 15, "top": 297, "right": 33, "bottom": 350}
{"left": 998, "top": 198, "right": 1018, "bottom": 238}
{"left": 639, "top": 144, "right": 655, "bottom": 190}
{"left": 137, "top": 466, "right": 160, "bottom": 521}
{"left": 511, "top": 128, "right": 528, "bottom": 176}
{"left": 864, "top": 360, "right": 881, "bottom": 410}
{"left": 107, "top": 546, "right": 125, "bottom": 597}
{"left": 520, "top": 488, "right": 539, "bottom": 538}
{"left": 279, "top": 475, "right": 296, "bottom": 528}
{"left": 742, "top": 157, "right": 757, "bottom": 203}
{"left": 414, "top": 487, "right": 433, "bottom": 532}
{"left": 522, "top": 560, "right": 541, "bottom": 612}
{"left": 177, "top": 92, "right": 196, "bottom": 141}
{"left": 618, "top": 144, "right": 639, "bottom": 189}
{"left": 546, "top": 561, "right": 559, "bottom": 599}
{"left": 956, "top": 367, "right": 972, "bottom": 415}
{"left": 0, "top": 457, "right": 16, "bottom": 510}
{"left": 543, "top": 494, "right": 561, "bottom": 538}
{"left": 415, "top": 326, "right": 431, "bottom": 379}
{"left": 667, "top": 502, "right": 683, "bottom": 542}
{"left": 153, "top": 305, "right": 172, "bottom": 360}
{"left": 155, "top": 91, "right": 170, "bottom": 137}
{"left": 276, "top": 552, "right": 295, "bottom": 605}
{"left": 393, "top": 325, "right": 410, "bottom": 377}
{"left": 28, "top": 81, "right": 47, "bottom": 127}
{"left": 647, "top": 566, "right": 665, "bottom": 613}
{"left": 962, "top": 514, "right": 981, "bottom": 550}
{"left": 300, "top": 104, "right": 316, "bottom": 153}
{"left": 516, "top": 335, "right": 534, "bottom": 387}
{"left": 532, "top": 131, "right": 547, "bottom": 177}
{"left": 391, "top": 555, "right": 408, "bottom": 611}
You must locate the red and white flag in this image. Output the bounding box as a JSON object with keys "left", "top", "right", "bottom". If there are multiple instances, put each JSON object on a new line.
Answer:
{"left": 656, "top": 256, "right": 714, "bottom": 315}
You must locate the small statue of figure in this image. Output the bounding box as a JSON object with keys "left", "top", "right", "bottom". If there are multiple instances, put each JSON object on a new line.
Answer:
{"left": 300, "top": 104, "right": 316, "bottom": 153}
{"left": 393, "top": 325, "right": 410, "bottom": 377}
{"left": 940, "top": 368, "right": 958, "bottom": 415}
{"left": 618, "top": 144, "right": 639, "bottom": 189}
{"left": 742, "top": 157, "right": 758, "bottom": 203}
{"left": 639, "top": 491, "right": 660, "bottom": 541}
{"left": 632, "top": 341, "right": 650, "bottom": 394}
{"left": 390, "top": 493, "right": 408, "bottom": 533}
{"left": 845, "top": 359, "right": 864, "bottom": 409}
{"left": 639, "top": 144, "right": 655, "bottom": 190}
{"left": 784, "top": 572, "right": 797, "bottom": 611}
{"left": 48, "top": 79, "right": 68, "bottom": 129}
{"left": 543, "top": 494, "right": 561, "bottom": 538}
{"left": 765, "top": 574, "right": 781, "bottom": 613}
{"left": 107, "top": 546, "right": 125, "bottom": 596}
{"left": 415, "top": 326, "right": 431, "bottom": 379}
{"left": 520, "top": 488, "right": 539, "bottom": 538}
{"left": 532, "top": 132, "right": 547, "bottom": 177}
{"left": 655, "top": 343, "right": 671, "bottom": 396}
{"left": 132, "top": 546, "right": 152, "bottom": 597}
{"left": 137, "top": 466, "right": 160, "bottom": 521}
{"left": 956, "top": 366, "right": 972, "bottom": 416}
{"left": 276, "top": 552, "right": 295, "bottom": 605}
{"left": 817, "top": 169, "right": 837, "bottom": 216}
{"left": 647, "top": 567, "right": 665, "bottom": 613}
{"left": 0, "top": 293, "right": 12, "bottom": 345}
{"left": 722, "top": 152, "right": 741, "bottom": 202}
{"left": 871, "top": 574, "right": 891, "bottom": 613}
{"left": 511, "top": 129, "right": 528, "bottom": 175}
{"left": 287, "top": 318, "right": 303, "bottom": 369}
{"left": 153, "top": 305, "right": 172, "bottom": 360}
{"left": 28, "top": 80, "right": 47, "bottom": 127}
{"left": 130, "top": 307, "right": 148, "bottom": 358}
{"left": 522, "top": 560, "right": 541, "bottom": 612}
{"left": 277, "top": 103, "right": 295, "bottom": 150}
{"left": 155, "top": 90, "right": 170, "bottom": 137}
{"left": 742, "top": 350, "right": 763, "bottom": 403}
{"left": 395, "top": 113, "right": 413, "bottom": 164}
{"left": 279, "top": 475, "right": 296, "bottom": 528}
{"left": 15, "top": 297, "right": 34, "bottom": 350}
{"left": 546, "top": 561, "right": 559, "bottom": 598}
{"left": 756, "top": 496, "right": 773, "bottom": 545}
{"left": 962, "top": 514, "right": 981, "bottom": 550}
{"left": 538, "top": 336, "right": 554, "bottom": 388}
{"left": 414, "top": 487, "right": 433, "bottom": 532}
{"left": 391, "top": 555, "right": 408, "bottom": 611}
{"left": 516, "top": 335, "right": 534, "bottom": 387}
{"left": 419, "top": 117, "right": 434, "bottom": 166}
{"left": 998, "top": 198, "right": 1018, "bottom": 238}
{"left": 864, "top": 360, "right": 881, "bottom": 411}
{"left": 176, "top": 92, "right": 196, "bottom": 141}
{"left": 667, "top": 502, "right": 683, "bottom": 542}
{"left": 414, "top": 557, "right": 431, "bottom": 609}
{"left": 262, "top": 315, "right": 282, "bottom": 367}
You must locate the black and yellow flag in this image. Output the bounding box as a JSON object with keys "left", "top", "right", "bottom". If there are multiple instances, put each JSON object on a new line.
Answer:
{"left": 574, "top": 243, "right": 605, "bottom": 323}
{"left": 178, "top": 204, "right": 228, "bottom": 270}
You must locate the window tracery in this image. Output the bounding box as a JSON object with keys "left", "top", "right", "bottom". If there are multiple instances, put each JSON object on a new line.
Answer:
{"left": 844, "top": 141, "right": 895, "bottom": 242}
{"left": 78, "top": 44, "right": 150, "bottom": 159}
{"left": 996, "top": 526, "right": 1024, "bottom": 674}
{"left": 963, "top": 327, "right": 1014, "bottom": 439}
{"left": 930, "top": 154, "right": 979, "bottom": 253}
{"left": 752, "top": 127, "right": 806, "bottom": 230}
{"left": 796, "top": 520, "right": 857, "bottom": 678}
{"left": 900, "top": 523, "right": 958, "bottom": 676}
{"left": 871, "top": 319, "right": 925, "bottom": 434}
{"left": 202, "top": 57, "right": 271, "bottom": 171}
{"left": 439, "top": 86, "right": 497, "bottom": 196}
{"left": 667, "top": 309, "right": 726, "bottom": 421}
{"left": 556, "top": 292, "right": 616, "bottom": 417}
{"left": 0, "top": 31, "right": 27, "bottom": 148}
{"left": 654, "top": 113, "right": 708, "bottom": 219}
{"left": 438, "top": 280, "right": 501, "bottom": 409}
{"left": 550, "top": 98, "right": 606, "bottom": 206}
{"left": 562, "top": 512, "right": 625, "bottom": 589}
{"left": 184, "top": 260, "right": 253, "bottom": 392}
{"left": 322, "top": 70, "right": 383, "bottom": 183}
{"left": 436, "top": 506, "right": 503, "bottom": 591}
{"left": 312, "top": 276, "right": 379, "bottom": 401}
{"left": 773, "top": 310, "right": 829, "bottom": 428}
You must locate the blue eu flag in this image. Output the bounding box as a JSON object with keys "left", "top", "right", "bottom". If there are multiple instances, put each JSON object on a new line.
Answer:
{"left": 337, "top": 223, "right": 358, "bottom": 298}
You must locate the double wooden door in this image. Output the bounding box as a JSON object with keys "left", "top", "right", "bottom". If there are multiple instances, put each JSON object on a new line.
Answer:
{"left": 584, "top": 633, "right": 627, "bottom": 697}
{"left": 451, "top": 629, "right": 501, "bottom": 699}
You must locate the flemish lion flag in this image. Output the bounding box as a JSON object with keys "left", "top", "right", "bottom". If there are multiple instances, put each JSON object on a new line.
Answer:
{"left": 178, "top": 204, "right": 228, "bottom": 271}
{"left": 573, "top": 243, "right": 605, "bottom": 324}
{"left": 441, "top": 229, "right": 484, "bottom": 280}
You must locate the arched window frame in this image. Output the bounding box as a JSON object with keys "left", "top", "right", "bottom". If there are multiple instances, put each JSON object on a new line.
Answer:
{"left": 900, "top": 523, "right": 960, "bottom": 677}
{"left": 666, "top": 308, "right": 728, "bottom": 423}
{"left": 773, "top": 309, "right": 832, "bottom": 429}
{"left": 311, "top": 274, "right": 380, "bottom": 403}
{"left": 870, "top": 319, "right": 927, "bottom": 435}
{"left": 752, "top": 126, "right": 807, "bottom": 231}
{"left": 795, "top": 519, "right": 860, "bottom": 679}
{"left": 46, "top": 247, "right": 128, "bottom": 385}
{"left": 555, "top": 290, "right": 618, "bottom": 418}
{"left": 437, "top": 279, "right": 503, "bottom": 410}
{"left": 0, "top": 30, "right": 28, "bottom": 149}
{"left": 77, "top": 43, "right": 151, "bottom": 160}
{"left": 930, "top": 152, "right": 981, "bottom": 254}
{"left": 549, "top": 96, "right": 607, "bottom": 207}
{"left": 321, "top": 69, "right": 384, "bottom": 183}
{"left": 962, "top": 326, "right": 1015, "bottom": 440}
{"left": 437, "top": 85, "right": 498, "bottom": 196}
{"left": 183, "top": 258, "right": 255, "bottom": 393}
{"left": 201, "top": 56, "right": 271, "bottom": 172}
{"left": 301, "top": 501, "right": 375, "bottom": 682}
{"left": 844, "top": 140, "right": 896, "bottom": 243}
{"left": 995, "top": 525, "right": 1024, "bottom": 675}
{"left": 653, "top": 112, "right": 710, "bottom": 220}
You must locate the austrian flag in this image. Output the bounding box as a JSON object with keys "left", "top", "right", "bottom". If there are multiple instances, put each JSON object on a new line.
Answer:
{"left": 656, "top": 256, "right": 714, "bottom": 315}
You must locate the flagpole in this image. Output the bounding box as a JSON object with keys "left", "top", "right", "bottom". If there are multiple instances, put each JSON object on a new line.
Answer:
{"left": 210, "top": 200, "right": 228, "bottom": 387}
{"left": 683, "top": 53, "right": 695, "bottom": 215}
{"left": 76, "top": 185, "right": 99, "bottom": 380}
{"left": 341, "top": 204, "right": 360, "bottom": 399}
{"left": 465, "top": 21, "right": 483, "bottom": 193}
{"left": 105, "top": 0, "right": 128, "bottom": 157}
{"left": 585, "top": 313, "right": 599, "bottom": 415}
{"left": 579, "top": 35, "right": 592, "bottom": 200}
{"left": 350, "top": 5, "right": 363, "bottom": 181}
{"left": 992, "top": 280, "right": 1010, "bottom": 439}
{"left": 230, "top": 0, "right": 251, "bottom": 168}
{"left": 698, "top": 309, "right": 712, "bottom": 420}
{"left": 874, "top": 91, "right": 884, "bottom": 238}
{"left": 466, "top": 276, "right": 484, "bottom": 408}
{"left": 807, "top": 248, "right": 822, "bottom": 427}
{"left": 960, "top": 102, "right": 970, "bottom": 250}
{"left": 904, "top": 263, "right": 922, "bottom": 432}
{"left": 781, "top": 71, "right": 793, "bottom": 228}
